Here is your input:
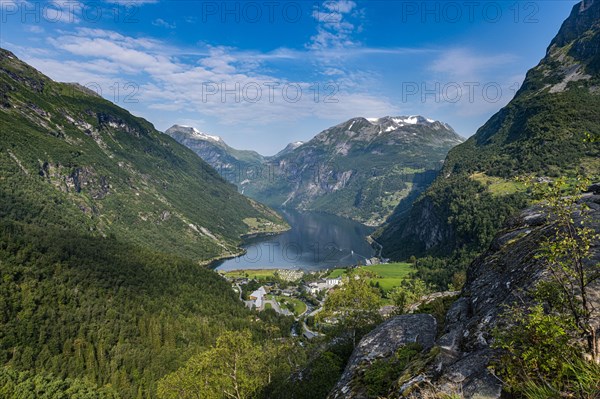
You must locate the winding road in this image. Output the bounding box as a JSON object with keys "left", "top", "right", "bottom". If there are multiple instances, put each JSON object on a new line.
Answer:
{"left": 233, "top": 282, "right": 323, "bottom": 339}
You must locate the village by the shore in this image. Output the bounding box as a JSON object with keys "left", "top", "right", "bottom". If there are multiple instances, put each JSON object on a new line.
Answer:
{"left": 219, "top": 261, "right": 394, "bottom": 339}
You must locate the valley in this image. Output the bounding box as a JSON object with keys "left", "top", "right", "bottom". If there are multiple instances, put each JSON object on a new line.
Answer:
{"left": 1, "top": 1, "right": 599, "bottom": 398}
{"left": 166, "top": 117, "right": 463, "bottom": 226}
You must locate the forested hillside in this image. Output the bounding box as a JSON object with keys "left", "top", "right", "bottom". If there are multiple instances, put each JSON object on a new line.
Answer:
{"left": 376, "top": 0, "right": 600, "bottom": 287}
{"left": 0, "top": 48, "right": 287, "bottom": 262}
{"left": 0, "top": 48, "right": 291, "bottom": 397}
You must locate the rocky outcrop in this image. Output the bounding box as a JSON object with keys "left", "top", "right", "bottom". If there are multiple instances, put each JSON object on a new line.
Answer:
{"left": 329, "top": 314, "right": 437, "bottom": 399}
{"left": 331, "top": 194, "right": 600, "bottom": 398}
{"left": 410, "top": 194, "right": 600, "bottom": 397}
{"left": 587, "top": 182, "right": 600, "bottom": 194}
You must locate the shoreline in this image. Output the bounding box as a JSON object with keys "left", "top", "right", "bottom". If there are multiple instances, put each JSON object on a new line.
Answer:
{"left": 200, "top": 249, "right": 247, "bottom": 268}
{"left": 239, "top": 228, "right": 288, "bottom": 241}
{"left": 203, "top": 226, "right": 290, "bottom": 269}
{"left": 219, "top": 266, "right": 311, "bottom": 274}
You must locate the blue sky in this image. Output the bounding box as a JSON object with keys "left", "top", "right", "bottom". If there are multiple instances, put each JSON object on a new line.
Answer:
{"left": 0, "top": 0, "right": 579, "bottom": 154}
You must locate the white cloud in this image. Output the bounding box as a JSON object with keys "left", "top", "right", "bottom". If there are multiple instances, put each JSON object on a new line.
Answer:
{"left": 308, "top": 0, "right": 361, "bottom": 50}
{"left": 152, "top": 18, "right": 175, "bottom": 29}
{"left": 422, "top": 48, "right": 521, "bottom": 118}
{"left": 199, "top": 47, "right": 237, "bottom": 74}
{"left": 42, "top": 0, "right": 82, "bottom": 24}
{"left": 24, "top": 57, "right": 115, "bottom": 88}
{"left": 429, "top": 48, "right": 517, "bottom": 81}
{"left": 25, "top": 25, "right": 44, "bottom": 33}
{"left": 325, "top": 0, "right": 356, "bottom": 14}
{"left": 27, "top": 28, "right": 398, "bottom": 130}
{"left": 47, "top": 31, "right": 179, "bottom": 76}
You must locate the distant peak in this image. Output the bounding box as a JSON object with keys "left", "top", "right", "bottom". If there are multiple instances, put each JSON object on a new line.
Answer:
{"left": 288, "top": 141, "right": 305, "bottom": 148}
{"left": 167, "top": 124, "right": 222, "bottom": 143}
{"left": 272, "top": 140, "right": 305, "bottom": 158}
{"left": 334, "top": 116, "right": 461, "bottom": 140}
{"left": 364, "top": 116, "right": 437, "bottom": 126}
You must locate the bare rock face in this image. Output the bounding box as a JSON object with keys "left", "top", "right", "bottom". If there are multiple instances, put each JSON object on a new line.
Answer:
{"left": 330, "top": 194, "right": 600, "bottom": 398}
{"left": 587, "top": 182, "right": 600, "bottom": 194}
{"left": 412, "top": 194, "right": 600, "bottom": 397}
{"left": 328, "top": 314, "right": 437, "bottom": 399}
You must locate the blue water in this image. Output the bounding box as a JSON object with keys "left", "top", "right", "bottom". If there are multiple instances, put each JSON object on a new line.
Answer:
{"left": 215, "top": 210, "right": 376, "bottom": 271}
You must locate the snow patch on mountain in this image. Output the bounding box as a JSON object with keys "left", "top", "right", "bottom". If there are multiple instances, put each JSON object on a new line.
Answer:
{"left": 173, "top": 125, "right": 222, "bottom": 142}
{"left": 371, "top": 115, "right": 438, "bottom": 126}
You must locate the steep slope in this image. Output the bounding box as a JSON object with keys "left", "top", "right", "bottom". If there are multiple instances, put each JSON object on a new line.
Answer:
{"left": 165, "top": 124, "right": 265, "bottom": 186}
{"left": 245, "top": 116, "right": 464, "bottom": 225}
{"left": 0, "top": 49, "right": 286, "bottom": 263}
{"left": 0, "top": 48, "right": 291, "bottom": 398}
{"left": 330, "top": 192, "right": 600, "bottom": 398}
{"left": 377, "top": 0, "right": 600, "bottom": 261}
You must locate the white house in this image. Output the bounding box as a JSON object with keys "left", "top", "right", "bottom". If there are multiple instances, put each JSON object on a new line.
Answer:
{"left": 325, "top": 277, "right": 342, "bottom": 287}
{"left": 249, "top": 286, "right": 267, "bottom": 309}
{"left": 306, "top": 282, "right": 325, "bottom": 295}
{"left": 306, "top": 278, "right": 342, "bottom": 295}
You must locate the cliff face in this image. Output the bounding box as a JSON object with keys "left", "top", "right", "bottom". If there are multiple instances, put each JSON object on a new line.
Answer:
{"left": 332, "top": 193, "right": 600, "bottom": 398}
{"left": 329, "top": 314, "right": 438, "bottom": 399}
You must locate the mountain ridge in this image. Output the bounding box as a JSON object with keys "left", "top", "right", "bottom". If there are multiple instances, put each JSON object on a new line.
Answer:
{"left": 168, "top": 115, "right": 464, "bottom": 225}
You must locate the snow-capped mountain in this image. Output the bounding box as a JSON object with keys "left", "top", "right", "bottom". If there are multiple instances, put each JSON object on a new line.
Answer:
{"left": 166, "top": 116, "right": 463, "bottom": 225}
{"left": 173, "top": 125, "right": 223, "bottom": 143}
{"left": 244, "top": 116, "right": 464, "bottom": 225}
{"left": 165, "top": 125, "right": 264, "bottom": 182}
{"left": 365, "top": 115, "right": 454, "bottom": 132}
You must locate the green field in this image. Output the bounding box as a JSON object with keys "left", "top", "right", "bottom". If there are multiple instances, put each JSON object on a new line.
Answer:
{"left": 326, "top": 269, "right": 346, "bottom": 279}
{"left": 222, "top": 269, "right": 278, "bottom": 280}
{"left": 277, "top": 296, "right": 307, "bottom": 316}
{"left": 327, "top": 263, "right": 413, "bottom": 292}
{"left": 363, "top": 263, "right": 413, "bottom": 292}
{"left": 470, "top": 172, "right": 525, "bottom": 196}
{"left": 243, "top": 217, "right": 290, "bottom": 234}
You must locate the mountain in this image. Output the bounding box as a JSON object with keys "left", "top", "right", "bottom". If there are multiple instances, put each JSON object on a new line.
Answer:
{"left": 376, "top": 0, "right": 600, "bottom": 263}
{"left": 0, "top": 48, "right": 291, "bottom": 397}
{"left": 0, "top": 50, "right": 287, "bottom": 263}
{"left": 177, "top": 116, "right": 462, "bottom": 226}
{"left": 273, "top": 141, "right": 305, "bottom": 158}
{"left": 165, "top": 124, "right": 265, "bottom": 186}
{"left": 168, "top": 117, "right": 463, "bottom": 226}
